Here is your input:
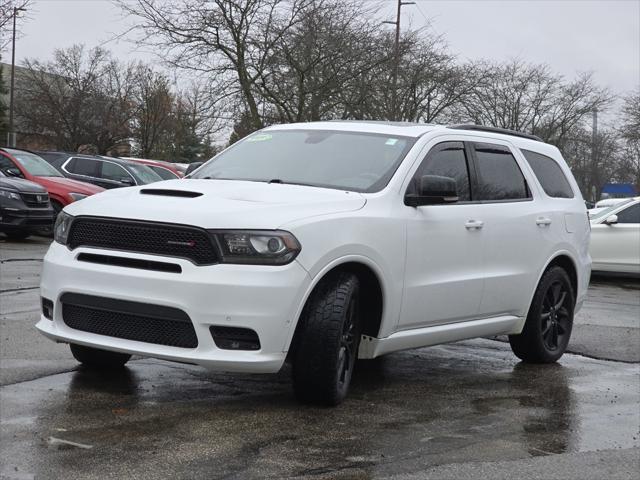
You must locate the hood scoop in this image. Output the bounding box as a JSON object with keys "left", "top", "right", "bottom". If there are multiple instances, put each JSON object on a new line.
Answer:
{"left": 140, "top": 189, "right": 202, "bottom": 198}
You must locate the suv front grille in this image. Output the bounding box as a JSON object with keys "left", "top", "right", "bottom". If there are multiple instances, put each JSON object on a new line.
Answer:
{"left": 21, "top": 192, "right": 49, "bottom": 207}
{"left": 68, "top": 217, "right": 218, "bottom": 265}
{"left": 61, "top": 293, "right": 198, "bottom": 348}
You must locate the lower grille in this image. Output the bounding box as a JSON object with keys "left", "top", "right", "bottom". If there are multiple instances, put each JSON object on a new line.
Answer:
{"left": 61, "top": 293, "right": 198, "bottom": 348}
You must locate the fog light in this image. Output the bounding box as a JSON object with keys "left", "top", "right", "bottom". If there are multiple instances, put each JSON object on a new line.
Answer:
{"left": 42, "top": 297, "right": 54, "bottom": 320}
{"left": 210, "top": 326, "right": 260, "bottom": 350}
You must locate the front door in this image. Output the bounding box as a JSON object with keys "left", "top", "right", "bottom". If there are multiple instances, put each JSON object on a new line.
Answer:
{"left": 399, "top": 141, "right": 485, "bottom": 329}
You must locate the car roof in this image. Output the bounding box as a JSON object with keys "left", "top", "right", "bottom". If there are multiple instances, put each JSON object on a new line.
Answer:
{"left": 263, "top": 121, "right": 553, "bottom": 151}
{"left": 264, "top": 120, "right": 544, "bottom": 143}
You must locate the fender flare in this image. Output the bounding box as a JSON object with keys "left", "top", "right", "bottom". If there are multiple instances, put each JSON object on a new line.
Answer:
{"left": 281, "top": 254, "right": 389, "bottom": 352}
{"left": 525, "top": 250, "right": 579, "bottom": 313}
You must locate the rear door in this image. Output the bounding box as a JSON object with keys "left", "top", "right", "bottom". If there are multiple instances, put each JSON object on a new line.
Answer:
{"left": 469, "top": 142, "right": 554, "bottom": 318}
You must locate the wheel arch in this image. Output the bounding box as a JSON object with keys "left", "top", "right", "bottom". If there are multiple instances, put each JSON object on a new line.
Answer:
{"left": 284, "top": 256, "right": 387, "bottom": 354}
{"left": 538, "top": 252, "right": 579, "bottom": 300}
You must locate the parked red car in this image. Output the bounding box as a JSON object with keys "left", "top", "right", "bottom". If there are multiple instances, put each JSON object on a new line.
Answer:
{"left": 0, "top": 148, "right": 104, "bottom": 217}
{"left": 120, "top": 157, "right": 183, "bottom": 180}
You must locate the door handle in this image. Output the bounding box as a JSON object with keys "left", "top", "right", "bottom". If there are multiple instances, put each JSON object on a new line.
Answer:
{"left": 465, "top": 220, "right": 484, "bottom": 230}
{"left": 536, "top": 217, "right": 552, "bottom": 226}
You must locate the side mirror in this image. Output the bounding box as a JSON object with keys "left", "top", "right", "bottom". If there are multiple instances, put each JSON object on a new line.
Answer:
{"left": 604, "top": 214, "right": 618, "bottom": 225}
{"left": 119, "top": 177, "right": 135, "bottom": 186}
{"left": 6, "top": 167, "right": 23, "bottom": 178}
{"left": 405, "top": 175, "right": 459, "bottom": 207}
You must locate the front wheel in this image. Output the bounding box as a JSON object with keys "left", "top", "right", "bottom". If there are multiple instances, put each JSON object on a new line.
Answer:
{"left": 292, "top": 272, "right": 361, "bottom": 406}
{"left": 509, "top": 266, "right": 575, "bottom": 363}
{"left": 70, "top": 344, "right": 131, "bottom": 369}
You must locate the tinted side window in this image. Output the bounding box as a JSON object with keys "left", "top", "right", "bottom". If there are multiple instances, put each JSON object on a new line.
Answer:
{"left": 101, "top": 162, "right": 133, "bottom": 182}
{"left": 617, "top": 203, "right": 640, "bottom": 224}
{"left": 521, "top": 149, "right": 573, "bottom": 198}
{"left": 413, "top": 142, "right": 471, "bottom": 201}
{"left": 150, "top": 166, "right": 178, "bottom": 180}
{"left": 45, "top": 156, "right": 67, "bottom": 170}
{"left": 67, "top": 158, "right": 99, "bottom": 177}
{"left": 473, "top": 143, "right": 529, "bottom": 201}
{"left": 0, "top": 155, "right": 17, "bottom": 172}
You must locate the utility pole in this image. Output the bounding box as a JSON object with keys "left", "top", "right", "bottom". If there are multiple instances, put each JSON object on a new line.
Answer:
{"left": 383, "top": 0, "right": 415, "bottom": 121}
{"left": 591, "top": 108, "right": 598, "bottom": 201}
{"left": 8, "top": 6, "right": 27, "bottom": 148}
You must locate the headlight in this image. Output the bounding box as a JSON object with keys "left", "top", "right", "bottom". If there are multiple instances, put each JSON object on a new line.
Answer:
{"left": 0, "top": 188, "right": 21, "bottom": 200}
{"left": 68, "top": 193, "right": 88, "bottom": 202}
{"left": 210, "top": 230, "right": 301, "bottom": 265}
{"left": 54, "top": 211, "right": 74, "bottom": 245}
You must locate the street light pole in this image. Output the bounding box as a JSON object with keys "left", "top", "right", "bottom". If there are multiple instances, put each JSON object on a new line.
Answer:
{"left": 383, "top": 0, "right": 415, "bottom": 121}
{"left": 8, "top": 6, "right": 26, "bottom": 148}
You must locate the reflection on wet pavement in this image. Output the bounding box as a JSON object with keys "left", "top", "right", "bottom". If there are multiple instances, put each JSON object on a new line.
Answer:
{"left": 1, "top": 339, "right": 638, "bottom": 479}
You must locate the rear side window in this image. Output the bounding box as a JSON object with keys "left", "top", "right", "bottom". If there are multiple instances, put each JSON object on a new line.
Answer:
{"left": 150, "top": 166, "right": 179, "bottom": 180}
{"left": 413, "top": 142, "right": 471, "bottom": 201}
{"left": 101, "top": 161, "right": 134, "bottom": 182}
{"left": 616, "top": 203, "right": 640, "bottom": 224}
{"left": 473, "top": 143, "right": 529, "bottom": 201}
{"left": 521, "top": 149, "right": 574, "bottom": 198}
{"left": 67, "top": 158, "right": 99, "bottom": 177}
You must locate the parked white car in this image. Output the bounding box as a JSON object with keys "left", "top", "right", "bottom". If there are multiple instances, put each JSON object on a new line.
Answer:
{"left": 590, "top": 197, "right": 640, "bottom": 274}
{"left": 595, "top": 197, "right": 630, "bottom": 209}
{"left": 38, "top": 122, "right": 591, "bottom": 405}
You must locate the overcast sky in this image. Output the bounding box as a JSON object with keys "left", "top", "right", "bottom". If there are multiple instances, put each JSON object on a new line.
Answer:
{"left": 9, "top": 0, "right": 640, "bottom": 98}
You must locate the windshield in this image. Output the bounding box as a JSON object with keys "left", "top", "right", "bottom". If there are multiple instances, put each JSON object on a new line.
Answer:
{"left": 5, "top": 149, "right": 63, "bottom": 177}
{"left": 590, "top": 199, "right": 634, "bottom": 221}
{"left": 191, "top": 129, "right": 416, "bottom": 192}
{"left": 127, "top": 163, "right": 163, "bottom": 184}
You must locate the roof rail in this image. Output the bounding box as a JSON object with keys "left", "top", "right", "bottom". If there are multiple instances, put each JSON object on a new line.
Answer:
{"left": 447, "top": 124, "right": 543, "bottom": 142}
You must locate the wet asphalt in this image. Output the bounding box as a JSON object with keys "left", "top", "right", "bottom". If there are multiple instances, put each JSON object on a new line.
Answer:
{"left": 1, "top": 236, "right": 639, "bottom": 479}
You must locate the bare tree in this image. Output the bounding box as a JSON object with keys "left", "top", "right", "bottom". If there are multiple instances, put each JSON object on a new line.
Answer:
{"left": 461, "top": 60, "right": 612, "bottom": 144}
{"left": 255, "top": 0, "right": 384, "bottom": 123}
{"left": 16, "top": 45, "right": 135, "bottom": 152}
{"left": 117, "top": 0, "right": 308, "bottom": 132}
{"left": 616, "top": 89, "right": 640, "bottom": 190}
{"left": 131, "top": 66, "right": 173, "bottom": 157}
{"left": 0, "top": 0, "right": 31, "bottom": 50}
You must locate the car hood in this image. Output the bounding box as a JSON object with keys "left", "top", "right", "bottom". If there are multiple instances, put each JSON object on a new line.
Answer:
{"left": 64, "top": 179, "right": 366, "bottom": 229}
{"left": 0, "top": 176, "right": 47, "bottom": 193}
{"left": 35, "top": 176, "right": 105, "bottom": 194}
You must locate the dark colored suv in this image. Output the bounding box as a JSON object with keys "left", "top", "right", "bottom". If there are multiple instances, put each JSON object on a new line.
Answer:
{"left": 0, "top": 171, "right": 54, "bottom": 239}
{"left": 38, "top": 152, "right": 163, "bottom": 189}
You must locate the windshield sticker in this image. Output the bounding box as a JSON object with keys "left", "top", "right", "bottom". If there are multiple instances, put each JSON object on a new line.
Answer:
{"left": 247, "top": 133, "right": 273, "bottom": 143}
{"left": 385, "top": 138, "right": 398, "bottom": 146}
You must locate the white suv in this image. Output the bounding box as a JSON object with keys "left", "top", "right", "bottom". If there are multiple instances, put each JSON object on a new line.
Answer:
{"left": 38, "top": 122, "right": 591, "bottom": 405}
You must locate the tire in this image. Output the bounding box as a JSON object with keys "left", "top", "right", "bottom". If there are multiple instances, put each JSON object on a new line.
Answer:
{"left": 292, "top": 272, "right": 361, "bottom": 406}
{"left": 70, "top": 344, "right": 131, "bottom": 369}
{"left": 4, "top": 231, "right": 30, "bottom": 240}
{"left": 509, "top": 266, "right": 575, "bottom": 363}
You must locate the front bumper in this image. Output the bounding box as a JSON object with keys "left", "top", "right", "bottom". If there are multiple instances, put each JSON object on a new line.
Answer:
{"left": 0, "top": 206, "right": 53, "bottom": 231}
{"left": 37, "top": 242, "right": 311, "bottom": 373}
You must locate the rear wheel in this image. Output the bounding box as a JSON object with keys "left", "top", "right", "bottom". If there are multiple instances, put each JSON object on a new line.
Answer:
{"left": 509, "top": 266, "right": 575, "bottom": 363}
{"left": 70, "top": 344, "right": 131, "bottom": 369}
{"left": 292, "top": 272, "right": 361, "bottom": 406}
